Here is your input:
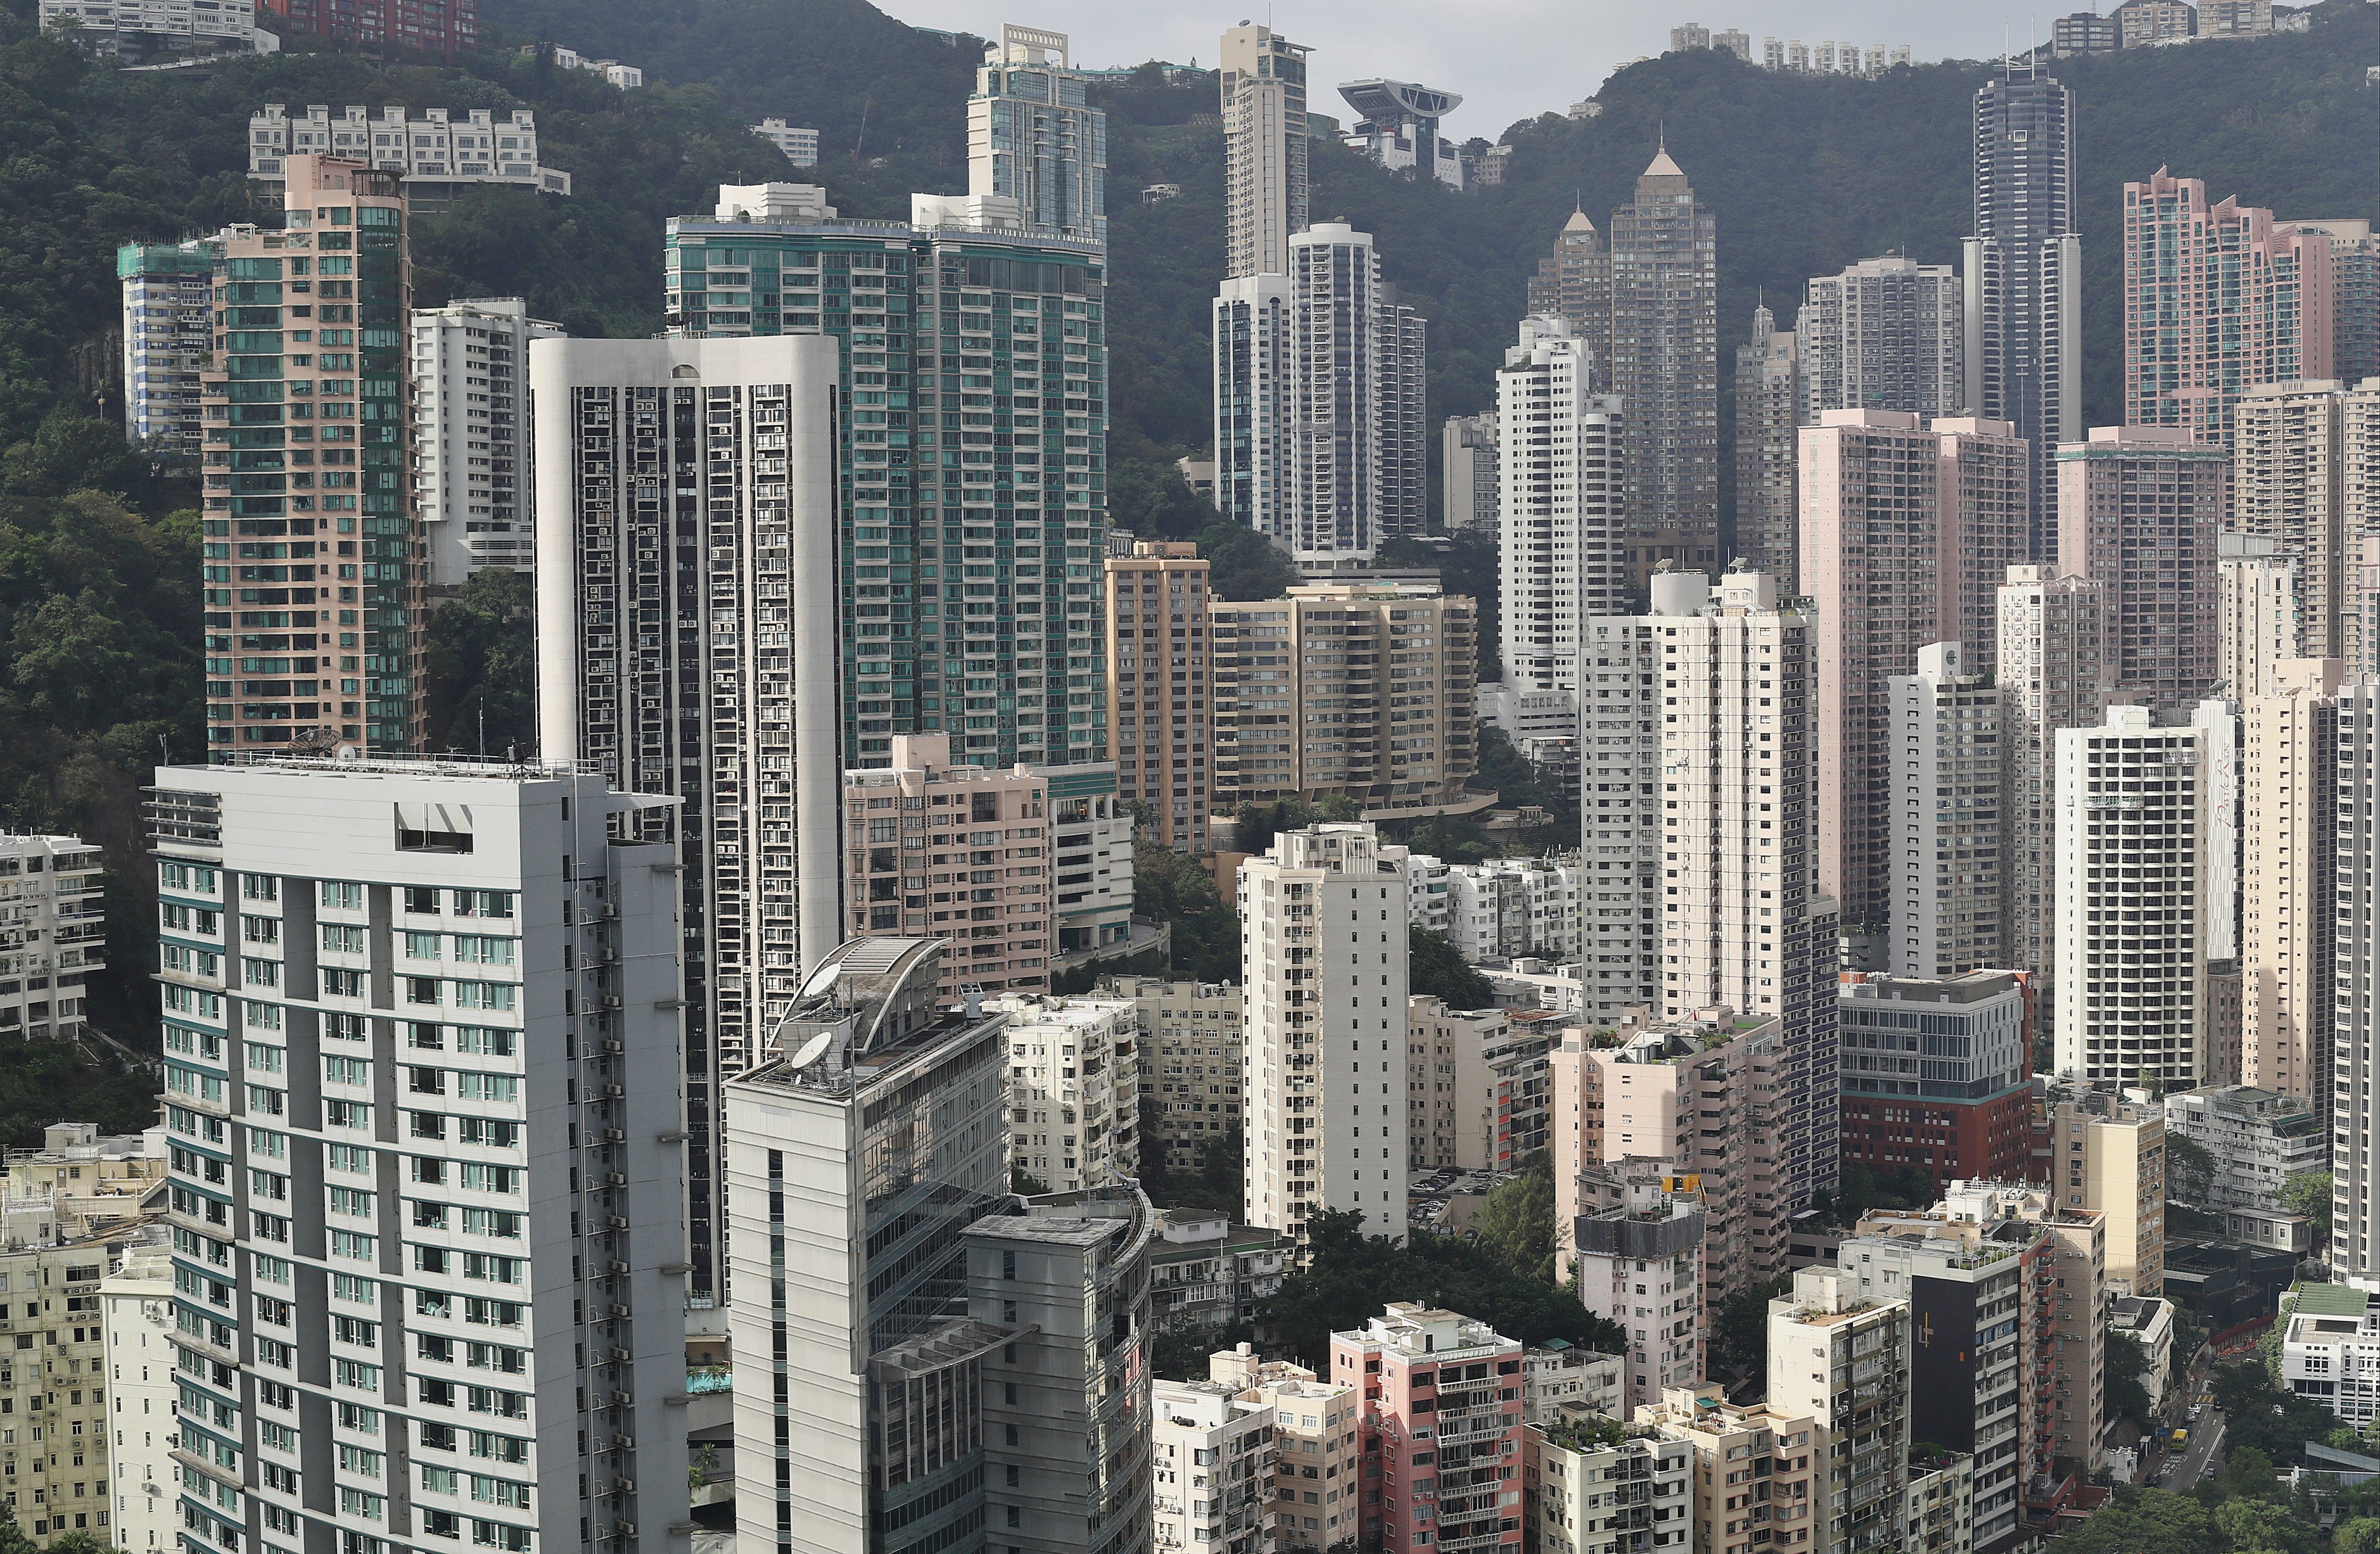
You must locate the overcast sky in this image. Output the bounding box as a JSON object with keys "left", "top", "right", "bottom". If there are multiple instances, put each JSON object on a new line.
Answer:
{"left": 878, "top": 1, "right": 2031, "bottom": 133}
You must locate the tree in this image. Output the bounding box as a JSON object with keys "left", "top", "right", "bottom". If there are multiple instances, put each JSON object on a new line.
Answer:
{"left": 1410, "top": 927, "right": 1495, "bottom": 1009}
{"left": 1011, "top": 1166, "right": 1051, "bottom": 1195}
{"left": 2164, "top": 1133, "right": 2216, "bottom": 1207}
{"left": 1129, "top": 833, "right": 1241, "bottom": 984}
{"left": 423, "top": 565, "right": 536, "bottom": 755}
{"left": 2050, "top": 1485, "right": 2226, "bottom": 1554}
{"left": 1200, "top": 520, "right": 1299, "bottom": 602}
{"left": 1708, "top": 1275, "right": 1790, "bottom": 1384}
{"left": 2282, "top": 1172, "right": 2333, "bottom": 1244}
{"left": 2106, "top": 1330, "right": 2154, "bottom": 1427}
{"left": 1261, "top": 1209, "right": 1625, "bottom": 1372}
{"left": 2333, "top": 1518, "right": 2380, "bottom": 1554}
{"left": 1469, "top": 1154, "right": 1555, "bottom": 1283}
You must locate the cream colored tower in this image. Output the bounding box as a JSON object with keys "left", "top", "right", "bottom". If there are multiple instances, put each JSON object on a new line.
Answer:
{"left": 2241, "top": 658, "right": 2346, "bottom": 1110}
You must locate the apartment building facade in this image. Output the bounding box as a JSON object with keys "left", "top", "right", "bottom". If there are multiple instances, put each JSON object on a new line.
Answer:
{"left": 1241, "top": 826, "right": 1410, "bottom": 1244}
{"left": 992, "top": 993, "right": 1137, "bottom": 1193}
{"left": 2055, "top": 424, "right": 2228, "bottom": 715}
{"left": 1332, "top": 1304, "right": 1524, "bottom": 1554}
{"left": 1107, "top": 542, "right": 1214, "bottom": 852}
{"left": 201, "top": 153, "right": 423, "bottom": 759}
{"left": 1837, "top": 971, "right": 2034, "bottom": 1191}
{"left": 410, "top": 297, "right": 561, "bottom": 586}
{"left": 149, "top": 756, "right": 692, "bottom": 1554}
{"left": 1886, "top": 644, "right": 2005, "bottom": 978}
{"left": 1118, "top": 977, "right": 1245, "bottom": 1173}
{"left": 1210, "top": 583, "right": 1479, "bottom": 820}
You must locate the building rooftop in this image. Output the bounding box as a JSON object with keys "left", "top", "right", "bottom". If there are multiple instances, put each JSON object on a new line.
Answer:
{"left": 1839, "top": 970, "right": 2024, "bottom": 1005}
{"left": 2289, "top": 1283, "right": 2371, "bottom": 1319}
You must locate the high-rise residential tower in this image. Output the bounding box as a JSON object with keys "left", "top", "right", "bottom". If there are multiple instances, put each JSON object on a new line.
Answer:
{"left": 1497, "top": 316, "right": 1624, "bottom": 693}
{"left": 201, "top": 154, "right": 421, "bottom": 760}
{"left": 1964, "top": 66, "right": 2081, "bottom": 554}
{"left": 1212, "top": 223, "right": 1425, "bottom": 563}
{"left": 1240, "top": 823, "right": 1409, "bottom": 1247}
{"left": 2233, "top": 381, "right": 2352, "bottom": 663}
{"left": 1802, "top": 411, "right": 2027, "bottom": 960}
{"left": 1609, "top": 146, "right": 1720, "bottom": 582}
{"left": 1647, "top": 568, "right": 1839, "bottom": 1208}
{"left": 532, "top": 332, "right": 844, "bottom": 1297}
{"left": 1526, "top": 208, "right": 1614, "bottom": 387}
{"left": 1997, "top": 565, "right": 2114, "bottom": 1048}
{"left": 2332, "top": 683, "right": 2380, "bottom": 1280}
{"left": 1106, "top": 540, "right": 1214, "bottom": 852}
{"left": 149, "top": 755, "right": 692, "bottom": 1554}
{"left": 2290, "top": 218, "right": 2380, "bottom": 385}
{"left": 121, "top": 234, "right": 235, "bottom": 461}
{"left": 2057, "top": 424, "right": 2229, "bottom": 715}
{"left": 969, "top": 27, "right": 1106, "bottom": 242}
{"left": 1887, "top": 642, "right": 2005, "bottom": 978}
{"left": 2053, "top": 706, "right": 2210, "bottom": 1088}
{"left": 1733, "top": 301, "right": 1802, "bottom": 585}
{"left": 2240, "top": 657, "right": 2345, "bottom": 1113}
{"left": 410, "top": 296, "right": 563, "bottom": 586}
{"left": 1798, "top": 253, "right": 1964, "bottom": 421}
{"left": 1576, "top": 611, "right": 1661, "bottom": 1018}
{"left": 2218, "top": 531, "right": 2304, "bottom": 699}
{"left": 666, "top": 182, "right": 1113, "bottom": 770}
{"left": 1219, "top": 24, "right": 1310, "bottom": 279}
{"left": 2122, "top": 169, "right": 2334, "bottom": 446}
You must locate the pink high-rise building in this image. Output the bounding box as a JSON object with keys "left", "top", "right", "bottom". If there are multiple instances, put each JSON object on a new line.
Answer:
{"left": 1802, "top": 410, "right": 2029, "bottom": 958}
{"left": 2124, "top": 168, "right": 2336, "bottom": 446}
{"left": 1333, "top": 1304, "right": 1524, "bottom": 1554}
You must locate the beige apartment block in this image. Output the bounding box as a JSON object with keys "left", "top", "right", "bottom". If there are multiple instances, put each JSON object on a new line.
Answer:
{"left": 989, "top": 993, "right": 1137, "bottom": 1194}
{"left": 1765, "top": 1269, "right": 1911, "bottom": 1554}
{"left": 1887, "top": 643, "right": 2004, "bottom": 977}
{"left": 2241, "top": 658, "right": 2345, "bottom": 1111}
{"left": 1218, "top": 24, "right": 1311, "bottom": 281}
{"left": 1209, "top": 1344, "right": 1362, "bottom": 1553}
{"left": 841, "top": 733, "right": 1057, "bottom": 998}
{"left": 1526, "top": 1405, "right": 1692, "bottom": 1554}
{"left": 1405, "top": 997, "right": 1550, "bottom": 1174}
{"left": 2348, "top": 379, "right": 2380, "bottom": 679}
{"left": 1210, "top": 583, "right": 1480, "bottom": 822}
{"left": 1115, "top": 976, "right": 1244, "bottom": 1174}
{"left": 1637, "top": 1384, "right": 1821, "bottom": 1554}
{"left": 2049, "top": 1089, "right": 2165, "bottom": 1297}
{"left": 1107, "top": 542, "right": 1215, "bottom": 853}
{"left": 2218, "top": 532, "right": 2305, "bottom": 700}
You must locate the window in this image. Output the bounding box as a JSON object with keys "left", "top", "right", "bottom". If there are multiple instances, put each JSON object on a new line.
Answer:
{"left": 321, "top": 924, "right": 366, "bottom": 954}
{"left": 328, "top": 1186, "right": 375, "bottom": 1215}
{"left": 457, "top": 1074, "right": 517, "bottom": 1105}
{"left": 452, "top": 937, "right": 514, "bottom": 967}
{"left": 453, "top": 1027, "right": 513, "bottom": 1058}
{"left": 329, "top": 1230, "right": 376, "bottom": 1262}
{"left": 320, "top": 882, "right": 363, "bottom": 911}
{"left": 452, "top": 890, "right": 513, "bottom": 919}
{"left": 404, "top": 933, "right": 443, "bottom": 961}
{"left": 325, "top": 1056, "right": 371, "bottom": 1086}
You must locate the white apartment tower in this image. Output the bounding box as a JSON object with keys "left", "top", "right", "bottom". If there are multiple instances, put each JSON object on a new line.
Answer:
{"left": 1997, "top": 566, "right": 2112, "bottom": 1047}
{"left": 1576, "top": 613, "right": 1660, "bottom": 1016}
{"left": 1240, "top": 824, "right": 1409, "bottom": 1246}
{"left": 411, "top": 298, "right": 563, "bottom": 587}
{"left": 2053, "top": 706, "right": 2210, "bottom": 1086}
{"left": 1766, "top": 1270, "right": 1912, "bottom": 1554}
{"left": 2232, "top": 382, "right": 2351, "bottom": 664}
{"left": 101, "top": 1242, "right": 177, "bottom": 1554}
{"left": 2219, "top": 532, "right": 2305, "bottom": 700}
{"left": 1649, "top": 569, "right": 1840, "bottom": 1208}
{"left": 120, "top": 235, "right": 240, "bottom": 461}
{"left": 1887, "top": 643, "right": 2005, "bottom": 978}
{"left": 967, "top": 27, "right": 1105, "bottom": 242}
{"left": 532, "top": 333, "right": 843, "bottom": 1297}
{"left": 1498, "top": 316, "right": 1626, "bottom": 693}
{"left": 147, "top": 756, "right": 691, "bottom": 1554}
{"left": 1211, "top": 225, "right": 1426, "bottom": 564}
{"left": 1219, "top": 24, "right": 1309, "bottom": 281}
{"left": 2331, "top": 683, "right": 2380, "bottom": 1280}
{"left": 2239, "top": 660, "right": 2343, "bottom": 1112}
{"left": 0, "top": 832, "right": 106, "bottom": 1041}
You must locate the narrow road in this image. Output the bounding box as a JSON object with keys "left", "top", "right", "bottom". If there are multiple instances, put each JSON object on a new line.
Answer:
{"left": 2153, "top": 1408, "right": 2225, "bottom": 1489}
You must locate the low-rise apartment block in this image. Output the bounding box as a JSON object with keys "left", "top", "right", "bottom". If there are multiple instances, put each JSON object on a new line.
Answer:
{"left": 0, "top": 835, "right": 105, "bottom": 1043}
{"left": 1148, "top": 1210, "right": 1289, "bottom": 1332}
{"left": 1116, "top": 976, "right": 1244, "bottom": 1173}
{"left": 2048, "top": 1088, "right": 2166, "bottom": 1296}
{"left": 2160, "top": 1084, "right": 2325, "bottom": 1211}
{"left": 1211, "top": 1345, "right": 1362, "bottom": 1554}
{"left": 1520, "top": 1344, "right": 1624, "bottom": 1426}
{"left": 247, "top": 103, "right": 571, "bottom": 203}
{"left": 1526, "top": 1403, "right": 1692, "bottom": 1554}
{"left": 1635, "top": 1385, "right": 1820, "bottom": 1554}
{"left": 1154, "top": 1378, "right": 1277, "bottom": 1554}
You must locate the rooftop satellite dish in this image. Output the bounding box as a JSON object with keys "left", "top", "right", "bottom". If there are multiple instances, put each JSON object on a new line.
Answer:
{"left": 789, "top": 1030, "right": 835, "bottom": 1071}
